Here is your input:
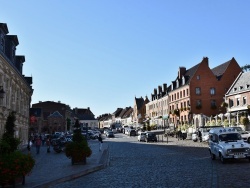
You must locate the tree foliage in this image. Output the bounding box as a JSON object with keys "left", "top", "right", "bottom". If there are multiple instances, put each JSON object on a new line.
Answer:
{"left": 241, "top": 64, "right": 250, "bottom": 72}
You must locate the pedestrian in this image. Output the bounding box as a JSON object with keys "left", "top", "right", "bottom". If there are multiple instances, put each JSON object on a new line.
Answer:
{"left": 98, "top": 134, "right": 103, "bottom": 152}
{"left": 35, "top": 136, "right": 42, "bottom": 154}
{"left": 41, "top": 134, "right": 45, "bottom": 146}
{"left": 177, "top": 130, "right": 182, "bottom": 141}
{"left": 198, "top": 130, "right": 202, "bottom": 142}
{"left": 27, "top": 137, "right": 32, "bottom": 153}
{"left": 46, "top": 135, "right": 51, "bottom": 153}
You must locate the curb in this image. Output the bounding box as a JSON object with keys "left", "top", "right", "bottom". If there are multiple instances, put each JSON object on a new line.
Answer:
{"left": 32, "top": 146, "right": 110, "bottom": 188}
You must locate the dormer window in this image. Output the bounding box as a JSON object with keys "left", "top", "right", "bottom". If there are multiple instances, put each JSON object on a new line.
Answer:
{"left": 176, "top": 80, "right": 179, "bottom": 88}
{"left": 182, "top": 76, "right": 185, "bottom": 85}
{"left": 246, "top": 84, "right": 250, "bottom": 89}
{"left": 239, "top": 86, "right": 243, "bottom": 90}
{"left": 234, "top": 88, "right": 237, "bottom": 92}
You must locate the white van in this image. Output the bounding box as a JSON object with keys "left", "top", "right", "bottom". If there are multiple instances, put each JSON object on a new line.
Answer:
{"left": 208, "top": 127, "right": 250, "bottom": 163}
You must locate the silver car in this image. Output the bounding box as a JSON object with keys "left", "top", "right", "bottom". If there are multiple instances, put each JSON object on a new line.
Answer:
{"left": 138, "top": 132, "right": 146, "bottom": 142}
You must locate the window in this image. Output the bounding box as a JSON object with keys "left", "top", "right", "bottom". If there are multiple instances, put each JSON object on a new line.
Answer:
{"left": 210, "top": 88, "right": 216, "bottom": 95}
{"left": 176, "top": 80, "right": 179, "bottom": 88}
{"left": 234, "top": 88, "right": 237, "bottom": 92}
{"left": 183, "top": 90, "right": 185, "bottom": 97}
{"left": 197, "top": 75, "right": 200, "bottom": 80}
{"left": 243, "top": 96, "right": 246, "bottom": 105}
{"left": 186, "top": 89, "right": 189, "bottom": 96}
{"left": 182, "top": 76, "right": 185, "bottom": 85}
{"left": 196, "top": 100, "right": 202, "bottom": 109}
{"left": 211, "top": 100, "right": 216, "bottom": 109}
{"left": 237, "top": 98, "right": 240, "bottom": 106}
{"left": 229, "top": 99, "right": 234, "bottom": 107}
{"left": 195, "top": 87, "right": 201, "bottom": 95}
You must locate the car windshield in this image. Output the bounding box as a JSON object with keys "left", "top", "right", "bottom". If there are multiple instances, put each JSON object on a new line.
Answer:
{"left": 148, "top": 133, "right": 155, "bottom": 136}
{"left": 219, "top": 133, "right": 241, "bottom": 142}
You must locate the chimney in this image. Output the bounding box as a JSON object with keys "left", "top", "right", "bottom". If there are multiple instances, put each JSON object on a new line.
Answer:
{"left": 158, "top": 85, "right": 162, "bottom": 94}
{"left": 163, "top": 83, "right": 167, "bottom": 93}
{"left": 154, "top": 88, "right": 157, "bottom": 95}
{"left": 202, "top": 57, "right": 209, "bottom": 66}
{"left": 178, "top": 67, "right": 186, "bottom": 79}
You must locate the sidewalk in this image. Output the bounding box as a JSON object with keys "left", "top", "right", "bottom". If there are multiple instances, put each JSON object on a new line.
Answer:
{"left": 18, "top": 140, "right": 109, "bottom": 188}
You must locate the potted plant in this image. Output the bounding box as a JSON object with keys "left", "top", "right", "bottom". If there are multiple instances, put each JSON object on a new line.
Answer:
{"left": 0, "top": 111, "right": 35, "bottom": 186}
{"left": 65, "top": 119, "right": 92, "bottom": 165}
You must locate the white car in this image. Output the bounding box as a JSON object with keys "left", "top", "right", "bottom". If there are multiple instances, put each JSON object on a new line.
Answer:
{"left": 208, "top": 127, "right": 250, "bottom": 163}
{"left": 241, "top": 131, "right": 250, "bottom": 143}
{"left": 138, "top": 132, "right": 147, "bottom": 142}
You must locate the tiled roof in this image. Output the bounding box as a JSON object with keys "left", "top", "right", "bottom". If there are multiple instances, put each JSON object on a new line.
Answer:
{"left": 184, "top": 63, "right": 200, "bottom": 84}
{"left": 122, "top": 107, "right": 133, "bottom": 118}
{"left": 112, "top": 108, "right": 123, "bottom": 117}
{"left": 76, "top": 114, "right": 96, "bottom": 120}
{"left": 211, "top": 58, "right": 232, "bottom": 79}
{"left": 226, "top": 71, "right": 250, "bottom": 95}
{"left": 48, "top": 111, "right": 63, "bottom": 118}
{"left": 135, "top": 97, "right": 144, "bottom": 110}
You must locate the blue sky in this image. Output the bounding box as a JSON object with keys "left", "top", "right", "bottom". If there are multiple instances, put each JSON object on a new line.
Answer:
{"left": 1, "top": 0, "right": 250, "bottom": 117}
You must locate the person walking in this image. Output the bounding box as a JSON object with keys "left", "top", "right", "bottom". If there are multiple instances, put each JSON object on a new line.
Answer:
{"left": 35, "top": 136, "right": 42, "bottom": 154}
{"left": 98, "top": 134, "right": 103, "bottom": 152}
{"left": 46, "top": 135, "right": 51, "bottom": 153}
{"left": 198, "top": 130, "right": 202, "bottom": 142}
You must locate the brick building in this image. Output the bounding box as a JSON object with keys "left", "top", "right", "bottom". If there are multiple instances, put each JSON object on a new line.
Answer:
{"left": 168, "top": 57, "right": 242, "bottom": 129}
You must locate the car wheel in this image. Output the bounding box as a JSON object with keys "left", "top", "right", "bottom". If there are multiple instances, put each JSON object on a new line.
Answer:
{"left": 220, "top": 153, "right": 226, "bottom": 164}
{"left": 210, "top": 151, "right": 216, "bottom": 160}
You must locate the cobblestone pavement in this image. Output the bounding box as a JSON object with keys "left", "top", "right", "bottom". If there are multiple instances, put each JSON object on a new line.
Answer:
{"left": 17, "top": 139, "right": 108, "bottom": 188}
{"left": 51, "top": 135, "right": 250, "bottom": 188}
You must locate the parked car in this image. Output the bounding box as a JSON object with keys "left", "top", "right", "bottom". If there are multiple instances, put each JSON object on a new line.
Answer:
{"left": 241, "top": 131, "right": 250, "bottom": 143}
{"left": 208, "top": 127, "right": 250, "bottom": 163}
{"left": 106, "top": 131, "right": 114, "bottom": 138}
{"left": 129, "top": 129, "right": 137, "bottom": 136}
{"left": 145, "top": 132, "right": 157, "bottom": 142}
{"left": 138, "top": 132, "right": 147, "bottom": 141}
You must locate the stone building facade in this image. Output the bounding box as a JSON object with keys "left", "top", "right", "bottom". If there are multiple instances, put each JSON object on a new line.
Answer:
{"left": 0, "top": 23, "right": 33, "bottom": 145}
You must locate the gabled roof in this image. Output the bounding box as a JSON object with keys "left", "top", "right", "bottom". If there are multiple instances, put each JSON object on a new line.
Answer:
{"left": 122, "top": 107, "right": 133, "bottom": 118}
{"left": 112, "top": 108, "right": 123, "bottom": 117}
{"left": 183, "top": 63, "right": 200, "bottom": 85}
{"left": 135, "top": 97, "right": 144, "bottom": 110}
{"left": 73, "top": 108, "right": 96, "bottom": 120}
{"left": 76, "top": 114, "right": 96, "bottom": 120}
{"left": 211, "top": 58, "right": 232, "bottom": 80}
{"left": 226, "top": 71, "right": 250, "bottom": 95}
{"left": 48, "top": 111, "right": 63, "bottom": 118}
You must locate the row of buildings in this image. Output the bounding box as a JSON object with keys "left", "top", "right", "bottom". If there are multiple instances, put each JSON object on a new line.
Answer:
{"left": 1, "top": 22, "right": 249, "bottom": 146}
{"left": 98, "top": 57, "right": 250, "bottom": 131}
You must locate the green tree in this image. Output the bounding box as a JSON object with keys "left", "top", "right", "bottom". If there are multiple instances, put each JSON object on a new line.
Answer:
{"left": 0, "top": 111, "right": 20, "bottom": 154}
{"left": 66, "top": 118, "right": 71, "bottom": 131}
{"left": 241, "top": 64, "right": 250, "bottom": 72}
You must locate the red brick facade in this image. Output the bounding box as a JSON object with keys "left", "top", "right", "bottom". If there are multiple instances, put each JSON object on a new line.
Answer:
{"left": 169, "top": 57, "right": 242, "bottom": 128}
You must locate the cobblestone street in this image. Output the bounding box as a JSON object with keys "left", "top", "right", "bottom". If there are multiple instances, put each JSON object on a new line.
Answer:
{"left": 51, "top": 135, "right": 250, "bottom": 188}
